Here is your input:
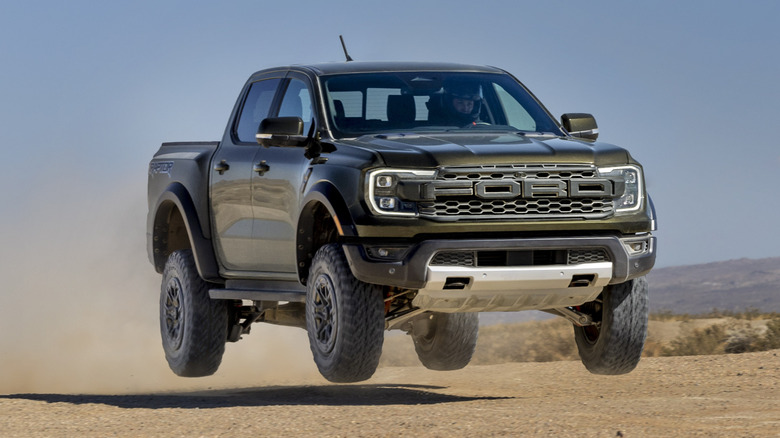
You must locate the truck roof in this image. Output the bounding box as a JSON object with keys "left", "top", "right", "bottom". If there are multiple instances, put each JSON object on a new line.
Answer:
{"left": 250, "top": 61, "right": 505, "bottom": 78}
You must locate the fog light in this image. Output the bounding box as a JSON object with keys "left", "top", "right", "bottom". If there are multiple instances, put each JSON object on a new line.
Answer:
{"left": 625, "top": 240, "right": 648, "bottom": 255}
{"left": 365, "top": 246, "right": 409, "bottom": 261}
{"left": 378, "top": 197, "right": 396, "bottom": 210}
{"left": 376, "top": 175, "right": 394, "bottom": 188}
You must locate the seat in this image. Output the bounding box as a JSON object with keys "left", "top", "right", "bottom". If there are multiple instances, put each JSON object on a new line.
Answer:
{"left": 331, "top": 99, "right": 348, "bottom": 130}
{"left": 333, "top": 99, "right": 345, "bottom": 119}
{"left": 426, "top": 94, "right": 447, "bottom": 125}
{"left": 387, "top": 95, "right": 416, "bottom": 127}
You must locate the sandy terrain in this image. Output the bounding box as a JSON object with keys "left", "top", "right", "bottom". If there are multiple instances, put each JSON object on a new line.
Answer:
{"left": 2, "top": 349, "right": 778, "bottom": 437}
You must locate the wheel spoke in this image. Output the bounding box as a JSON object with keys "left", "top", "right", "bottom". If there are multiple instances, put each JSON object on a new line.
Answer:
{"left": 314, "top": 308, "right": 329, "bottom": 321}
{"left": 316, "top": 322, "right": 331, "bottom": 341}
{"left": 163, "top": 278, "right": 185, "bottom": 347}
{"left": 310, "top": 274, "right": 339, "bottom": 348}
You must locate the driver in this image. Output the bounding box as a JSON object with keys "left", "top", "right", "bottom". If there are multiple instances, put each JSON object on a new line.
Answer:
{"left": 440, "top": 80, "right": 483, "bottom": 125}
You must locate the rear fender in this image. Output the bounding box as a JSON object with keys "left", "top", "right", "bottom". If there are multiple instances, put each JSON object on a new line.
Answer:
{"left": 148, "top": 182, "right": 221, "bottom": 282}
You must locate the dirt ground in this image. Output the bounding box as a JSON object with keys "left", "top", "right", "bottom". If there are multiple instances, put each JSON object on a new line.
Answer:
{"left": 1, "top": 350, "right": 778, "bottom": 437}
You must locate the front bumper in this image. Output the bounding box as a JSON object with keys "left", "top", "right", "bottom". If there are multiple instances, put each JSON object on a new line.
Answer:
{"left": 343, "top": 234, "right": 656, "bottom": 312}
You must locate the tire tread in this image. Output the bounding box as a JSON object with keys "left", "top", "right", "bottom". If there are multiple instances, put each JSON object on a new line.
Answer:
{"left": 160, "top": 250, "right": 227, "bottom": 377}
{"left": 574, "top": 276, "right": 648, "bottom": 375}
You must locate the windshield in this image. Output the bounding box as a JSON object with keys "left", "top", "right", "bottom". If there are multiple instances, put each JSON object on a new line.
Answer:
{"left": 321, "top": 71, "right": 563, "bottom": 138}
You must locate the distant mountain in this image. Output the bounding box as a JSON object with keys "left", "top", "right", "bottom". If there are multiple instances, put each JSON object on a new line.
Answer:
{"left": 648, "top": 257, "right": 780, "bottom": 314}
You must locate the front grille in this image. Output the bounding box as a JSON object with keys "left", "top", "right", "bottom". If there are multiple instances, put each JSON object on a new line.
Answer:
{"left": 417, "top": 165, "right": 616, "bottom": 219}
{"left": 430, "top": 249, "right": 609, "bottom": 267}
{"left": 418, "top": 197, "right": 613, "bottom": 217}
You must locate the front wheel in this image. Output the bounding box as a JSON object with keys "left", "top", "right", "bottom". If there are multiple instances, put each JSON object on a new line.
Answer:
{"left": 573, "top": 276, "right": 648, "bottom": 375}
{"left": 305, "top": 244, "right": 385, "bottom": 383}
{"left": 411, "top": 312, "right": 479, "bottom": 371}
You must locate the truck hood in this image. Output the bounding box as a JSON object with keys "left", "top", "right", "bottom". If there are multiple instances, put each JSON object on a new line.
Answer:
{"left": 345, "top": 132, "right": 629, "bottom": 168}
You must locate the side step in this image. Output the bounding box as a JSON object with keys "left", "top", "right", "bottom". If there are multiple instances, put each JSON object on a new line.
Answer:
{"left": 209, "top": 280, "right": 306, "bottom": 302}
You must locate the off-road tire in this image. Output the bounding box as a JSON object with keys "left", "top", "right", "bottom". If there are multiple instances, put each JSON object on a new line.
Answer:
{"left": 160, "top": 249, "right": 228, "bottom": 377}
{"left": 305, "top": 244, "right": 384, "bottom": 383}
{"left": 574, "top": 276, "right": 648, "bottom": 375}
{"left": 411, "top": 312, "right": 479, "bottom": 371}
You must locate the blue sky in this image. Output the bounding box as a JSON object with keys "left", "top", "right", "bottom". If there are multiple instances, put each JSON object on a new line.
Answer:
{"left": 1, "top": 0, "right": 779, "bottom": 268}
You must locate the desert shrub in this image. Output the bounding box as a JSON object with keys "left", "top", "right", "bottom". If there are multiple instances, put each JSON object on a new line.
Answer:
{"left": 661, "top": 319, "right": 776, "bottom": 356}
{"left": 723, "top": 321, "right": 762, "bottom": 353}
{"left": 649, "top": 310, "right": 678, "bottom": 322}
{"left": 662, "top": 324, "right": 728, "bottom": 356}
{"left": 649, "top": 310, "right": 694, "bottom": 322}
{"left": 700, "top": 308, "right": 776, "bottom": 320}
{"left": 755, "top": 318, "right": 780, "bottom": 350}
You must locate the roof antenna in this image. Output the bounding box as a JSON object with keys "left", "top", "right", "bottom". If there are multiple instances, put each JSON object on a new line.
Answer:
{"left": 339, "top": 35, "right": 354, "bottom": 62}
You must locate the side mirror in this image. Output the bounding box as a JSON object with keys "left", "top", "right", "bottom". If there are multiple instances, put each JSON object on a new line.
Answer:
{"left": 256, "top": 117, "right": 307, "bottom": 147}
{"left": 561, "top": 113, "right": 599, "bottom": 140}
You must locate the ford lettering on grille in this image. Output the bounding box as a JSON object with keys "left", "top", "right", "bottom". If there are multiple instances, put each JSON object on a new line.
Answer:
{"left": 416, "top": 165, "right": 621, "bottom": 219}
{"left": 423, "top": 178, "right": 618, "bottom": 199}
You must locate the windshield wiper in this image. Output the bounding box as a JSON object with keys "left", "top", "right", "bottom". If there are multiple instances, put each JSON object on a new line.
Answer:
{"left": 515, "top": 131, "right": 560, "bottom": 138}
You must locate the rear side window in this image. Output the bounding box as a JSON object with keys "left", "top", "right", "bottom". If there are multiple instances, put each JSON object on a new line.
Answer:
{"left": 235, "top": 78, "right": 281, "bottom": 143}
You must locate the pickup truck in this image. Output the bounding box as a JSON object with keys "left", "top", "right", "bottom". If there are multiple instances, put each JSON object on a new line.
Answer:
{"left": 147, "top": 61, "right": 656, "bottom": 383}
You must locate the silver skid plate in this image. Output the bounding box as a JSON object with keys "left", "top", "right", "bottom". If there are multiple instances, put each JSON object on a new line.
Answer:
{"left": 412, "top": 262, "right": 612, "bottom": 313}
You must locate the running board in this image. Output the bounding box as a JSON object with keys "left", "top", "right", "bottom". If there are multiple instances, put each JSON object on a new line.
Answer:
{"left": 209, "top": 281, "right": 306, "bottom": 302}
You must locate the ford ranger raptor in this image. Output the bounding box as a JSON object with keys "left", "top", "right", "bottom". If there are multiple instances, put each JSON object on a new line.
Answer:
{"left": 147, "top": 62, "right": 656, "bottom": 383}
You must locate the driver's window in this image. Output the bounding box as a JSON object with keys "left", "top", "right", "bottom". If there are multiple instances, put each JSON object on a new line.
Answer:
{"left": 278, "top": 78, "right": 313, "bottom": 135}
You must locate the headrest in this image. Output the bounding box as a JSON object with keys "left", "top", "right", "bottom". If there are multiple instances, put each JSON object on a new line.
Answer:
{"left": 333, "top": 99, "right": 345, "bottom": 118}
{"left": 387, "top": 95, "right": 415, "bottom": 124}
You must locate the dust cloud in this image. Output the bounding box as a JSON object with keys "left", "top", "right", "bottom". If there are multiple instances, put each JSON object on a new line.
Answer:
{"left": 0, "top": 177, "right": 320, "bottom": 395}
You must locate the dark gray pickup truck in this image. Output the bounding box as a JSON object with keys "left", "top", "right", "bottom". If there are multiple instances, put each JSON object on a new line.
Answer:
{"left": 147, "top": 61, "right": 656, "bottom": 382}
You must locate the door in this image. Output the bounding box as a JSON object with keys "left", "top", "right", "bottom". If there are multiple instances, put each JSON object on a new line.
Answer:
{"left": 250, "top": 76, "right": 315, "bottom": 273}
{"left": 210, "top": 77, "right": 281, "bottom": 271}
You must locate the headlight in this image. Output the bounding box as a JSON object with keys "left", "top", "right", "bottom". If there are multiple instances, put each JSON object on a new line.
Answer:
{"left": 366, "top": 169, "right": 435, "bottom": 216}
{"left": 598, "top": 165, "right": 644, "bottom": 214}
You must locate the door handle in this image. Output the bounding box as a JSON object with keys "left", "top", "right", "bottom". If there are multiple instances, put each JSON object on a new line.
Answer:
{"left": 254, "top": 161, "right": 270, "bottom": 176}
{"left": 214, "top": 160, "right": 230, "bottom": 175}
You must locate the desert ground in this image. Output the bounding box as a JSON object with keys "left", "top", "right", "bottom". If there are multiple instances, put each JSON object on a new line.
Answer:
{"left": 2, "top": 348, "right": 778, "bottom": 437}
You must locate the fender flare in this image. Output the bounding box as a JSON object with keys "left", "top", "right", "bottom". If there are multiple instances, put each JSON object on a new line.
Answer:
{"left": 300, "top": 181, "right": 358, "bottom": 238}
{"left": 296, "top": 181, "right": 358, "bottom": 282}
{"left": 149, "top": 182, "right": 221, "bottom": 282}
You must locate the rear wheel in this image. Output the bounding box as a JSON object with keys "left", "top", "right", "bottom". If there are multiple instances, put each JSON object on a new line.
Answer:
{"left": 411, "top": 312, "right": 479, "bottom": 371}
{"left": 573, "top": 276, "right": 648, "bottom": 375}
{"left": 160, "top": 250, "right": 228, "bottom": 377}
{"left": 306, "top": 244, "right": 385, "bottom": 383}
